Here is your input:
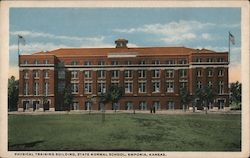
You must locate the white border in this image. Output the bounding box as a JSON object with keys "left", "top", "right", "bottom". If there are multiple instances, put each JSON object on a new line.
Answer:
{"left": 0, "top": 1, "right": 249, "bottom": 158}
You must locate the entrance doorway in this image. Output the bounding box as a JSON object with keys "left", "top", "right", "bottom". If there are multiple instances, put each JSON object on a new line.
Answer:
{"left": 32, "top": 101, "right": 39, "bottom": 111}
{"left": 167, "top": 101, "right": 175, "bottom": 110}
{"left": 85, "top": 101, "right": 92, "bottom": 110}
{"left": 23, "top": 101, "right": 29, "bottom": 111}
{"left": 99, "top": 103, "right": 105, "bottom": 111}
{"left": 218, "top": 99, "right": 225, "bottom": 110}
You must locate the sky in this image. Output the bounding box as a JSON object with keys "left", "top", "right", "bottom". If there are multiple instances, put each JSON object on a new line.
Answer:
{"left": 9, "top": 8, "right": 241, "bottom": 82}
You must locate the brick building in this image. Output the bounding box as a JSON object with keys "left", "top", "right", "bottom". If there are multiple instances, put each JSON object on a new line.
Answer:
{"left": 18, "top": 39, "right": 229, "bottom": 111}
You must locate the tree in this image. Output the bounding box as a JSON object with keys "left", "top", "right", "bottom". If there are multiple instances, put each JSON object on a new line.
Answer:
{"left": 108, "top": 85, "right": 123, "bottom": 112}
{"left": 99, "top": 92, "right": 109, "bottom": 122}
{"left": 8, "top": 76, "right": 19, "bottom": 111}
{"left": 63, "top": 85, "right": 73, "bottom": 112}
{"left": 194, "top": 86, "right": 214, "bottom": 114}
{"left": 180, "top": 88, "right": 190, "bottom": 112}
{"left": 203, "top": 86, "right": 214, "bottom": 114}
{"left": 230, "top": 81, "right": 241, "bottom": 110}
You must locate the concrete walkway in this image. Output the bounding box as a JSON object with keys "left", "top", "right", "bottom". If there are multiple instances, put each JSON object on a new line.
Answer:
{"left": 8, "top": 110, "right": 241, "bottom": 115}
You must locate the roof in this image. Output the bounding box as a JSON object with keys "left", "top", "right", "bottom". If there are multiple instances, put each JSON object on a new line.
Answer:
{"left": 32, "top": 46, "right": 226, "bottom": 57}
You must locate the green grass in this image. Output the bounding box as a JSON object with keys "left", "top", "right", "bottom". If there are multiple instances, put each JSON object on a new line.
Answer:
{"left": 8, "top": 113, "right": 241, "bottom": 151}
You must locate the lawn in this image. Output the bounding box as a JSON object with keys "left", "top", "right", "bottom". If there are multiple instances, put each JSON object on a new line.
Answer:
{"left": 8, "top": 113, "right": 241, "bottom": 151}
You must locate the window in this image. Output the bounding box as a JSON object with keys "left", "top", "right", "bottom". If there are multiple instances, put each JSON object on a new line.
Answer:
{"left": 98, "top": 60, "right": 105, "bottom": 65}
{"left": 195, "top": 57, "right": 202, "bottom": 62}
{"left": 97, "top": 70, "right": 106, "bottom": 78}
{"left": 24, "top": 82, "right": 29, "bottom": 95}
{"left": 179, "top": 69, "right": 187, "bottom": 78}
{"left": 84, "top": 71, "right": 92, "bottom": 78}
{"left": 179, "top": 59, "right": 187, "bottom": 64}
{"left": 58, "top": 70, "right": 65, "bottom": 79}
{"left": 207, "top": 58, "right": 213, "bottom": 62}
{"left": 34, "top": 60, "right": 39, "bottom": 65}
{"left": 85, "top": 101, "right": 92, "bottom": 110}
{"left": 84, "top": 61, "right": 92, "bottom": 65}
{"left": 24, "top": 60, "right": 28, "bottom": 65}
{"left": 34, "top": 82, "right": 39, "bottom": 96}
{"left": 152, "top": 81, "right": 160, "bottom": 93}
{"left": 73, "top": 101, "right": 79, "bottom": 110}
{"left": 197, "top": 81, "right": 202, "bottom": 89}
{"left": 166, "top": 81, "right": 174, "bottom": 93}
{"left": 166, "top": 60, "right": 174, "bottom": 65}
{"left": 153, "top": 60, "right": 160, "bottom": 65}
{"left": 71, "top": 71, "right": 78, "bottom": 79}
{"left": 24, "top": 71, "right": 29, "bottom": 79}
{"left": 180, "top": 82, "right": 187, "bottom": 89}
{"left": 139, "top": 60, "right": 145, "bottom": 65}
{"left": 139, "top": 101, "right": 147, "bottom": 110}
{"left": 84, "top": 83, "right": 92, "bottom": 93}
{"left": 125, "top": 61, "right": 131, "bottom": 65}
{"left": 197, "top": 69, "right": 202, "bottom": 77}
{"left": 219, "top": 81, "right": 224, "bottom": 94}
{"left": 71, "top": 83, "right": 79, "bottom": 93}
{"left": 44, "top": 59, "right": 49, "bottom": 64}
{"left": 58, "top": 81, "right": 65, "bottom": 92}
{"left": 71, "top": 60, "right": 78, "bottom": 65}
{"left": 208, "top": 81, "right": 213, "bottom": 88}
{"left": 111, "top": 60, "right": 118, "bottom": 65}
{"left": 111, "top": 70, "right": 119, "bottom": 78}
{"left": 167, "top": 101, "right": 175, "bottom": 110}
{"left": 33, "top": 70, "right": 39, "bottom": 78}
{"left": 98, "top": 83, "right": 106, "bottom": 93}
{"left": 166, "top": 69, "right": 174, "bottom": 78}
{"left": 125, "top": 102, "right": 133, "bottom": 110}
{"left": 138, "top": 70, "right": 146, "bottom": 78}
{"left": 138, "top": 82, "right": 146, "bottom": 93}
{"left": 44, "top": 82, "right": 49, "bottom": 96}
{"left": 152, "top": 69, "right": 160, "bottom": 78}
{"left": 44, "top": 70, "right": 49, "bottom": 78}
{"left": 208, "top": 69, "right": 213, "bottom": 77}
{"left": 218, "top": 69, "right": 224, "bottom": 76}
{"left": 125, "top": 82, "right": 133, "bottom": 93}
{"left": 218, "top": 58, "right": 224, "bottom": 62}
{"left": 153, "top": 101, "right": 161, "bottom": 110}
{"left": 112, "top": 102, "right": 119, "bottom": 110}
{"left": 124, "top": 70, "right": 132, "bottom": 78}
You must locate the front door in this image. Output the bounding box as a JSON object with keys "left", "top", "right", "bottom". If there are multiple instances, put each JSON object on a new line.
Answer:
{"left": 85, "top": 101, "right": 92, "bottom": 110}
{"left": 33, "top": 101, "right": 39, "bottom": 111}
{"left": 99, "top": 103, "right": 104, "bottom": 111}
{"left": 73, "top": 102, "right": 79, "bottom": 110}
{"left": 23, "top": 101, "right": 29, "bottom": 111}
{"left": 218, "top": 100, "right": 225, "bottom": 110}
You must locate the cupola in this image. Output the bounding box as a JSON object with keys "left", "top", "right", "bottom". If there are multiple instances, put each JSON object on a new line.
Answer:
{"left": 115, "top": 39, "right": 128, "bottom": 48}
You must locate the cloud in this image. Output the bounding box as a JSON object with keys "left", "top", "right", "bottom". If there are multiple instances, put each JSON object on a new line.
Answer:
{"left": 113, "top": 20, "right": 216, "bottom": 43}
{"left": 9, "top": 42, "right": 71, "bottom": 53}
{"left": 113, "top": 20, "right": 240, "bottom": 44}
{"left": 201, "top": 33, "right": 213, "bottom": 40}
{"left": 10, "top": 30, "right": 105, "bottom": 43}
{"left": 161, "top": 33, "right": 196, "bottom": 43}
{"left": 9, "top": 30, "right": 120, "bottom": 53}
{"left": 114, "top": 20, "right": 214, "bottom": 34}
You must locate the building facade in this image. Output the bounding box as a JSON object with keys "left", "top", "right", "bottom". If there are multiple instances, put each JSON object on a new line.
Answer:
{"left": 18, "top": 39, "right": 229, "bottom": 111}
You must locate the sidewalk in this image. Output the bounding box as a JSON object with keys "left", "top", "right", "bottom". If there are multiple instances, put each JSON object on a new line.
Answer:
{"left": 8, "top": 110, "right": 241, "bottom": 115}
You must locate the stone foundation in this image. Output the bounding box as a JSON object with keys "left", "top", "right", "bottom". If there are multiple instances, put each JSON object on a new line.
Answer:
{"left": 18, "top": 108, "right": 24, "bottom": 112}
{"left": 49, "top": 108, "right": 55, "bottom": 111}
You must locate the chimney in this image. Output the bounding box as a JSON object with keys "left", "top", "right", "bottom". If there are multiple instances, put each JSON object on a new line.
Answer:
{"left": 115, "top": 39, "right": 128, "bottom": 48}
